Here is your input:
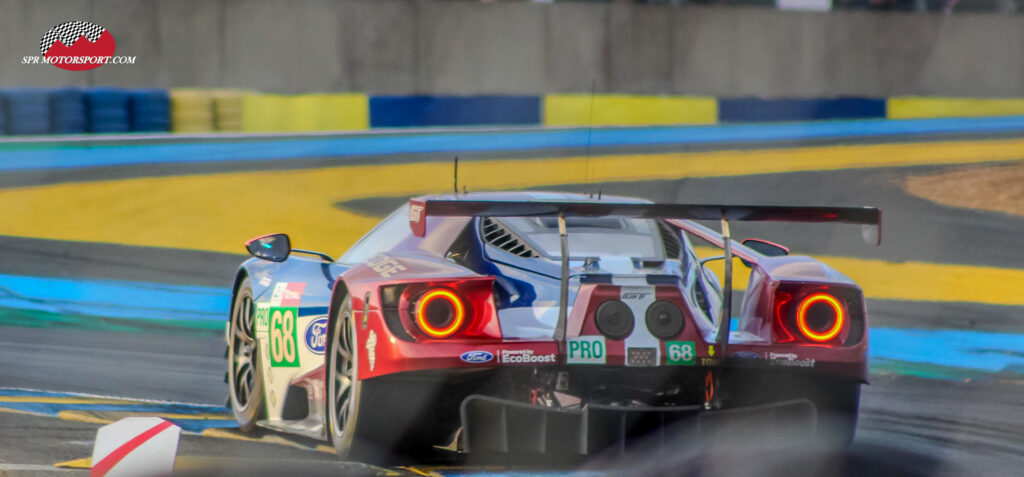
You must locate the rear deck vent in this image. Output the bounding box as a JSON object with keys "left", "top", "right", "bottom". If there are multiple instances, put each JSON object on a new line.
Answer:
{"left": 481, "top": 217, "right": 539, "bottom": 258}
{"left": 659, "top": 222, "right": 682, "bottom": 258}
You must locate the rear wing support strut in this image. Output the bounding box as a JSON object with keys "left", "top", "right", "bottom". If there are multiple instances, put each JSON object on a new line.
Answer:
{"left": 712, "top": 217, "right": 734, "bottom": 410}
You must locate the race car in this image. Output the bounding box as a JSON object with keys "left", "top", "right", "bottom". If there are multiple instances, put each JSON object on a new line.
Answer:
{"left": 226, "top": 191, "right": 880, "bottom": 459}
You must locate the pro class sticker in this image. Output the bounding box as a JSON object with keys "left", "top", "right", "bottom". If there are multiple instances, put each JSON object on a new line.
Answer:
{"left": 666, "top": 341, "right": 695, "bottom": 365}
{"left": 304, "top": 316, "right": 328, "bottom": 355}
{"left": 567, "top": 336, "right": 606, "bottom": 364}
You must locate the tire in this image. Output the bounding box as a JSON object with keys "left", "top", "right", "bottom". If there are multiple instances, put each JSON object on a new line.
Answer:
{"left": 227, "top": 277, "right": 265, "bottom": 432}
{"left": 816, "top": 381, "right": 860, "bottom": 446}
{"left": 327, "top": 295, "right": 365, "bottom": 457}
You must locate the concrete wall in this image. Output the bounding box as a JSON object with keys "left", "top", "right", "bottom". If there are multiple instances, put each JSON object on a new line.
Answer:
{"left": 2, "top": 0, "right": 1023, "bottom": 97}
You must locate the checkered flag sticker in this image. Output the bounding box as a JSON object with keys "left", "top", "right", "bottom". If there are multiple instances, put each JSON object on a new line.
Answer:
{"left": 40, "top": 21, "right": 106, "bottom": 55}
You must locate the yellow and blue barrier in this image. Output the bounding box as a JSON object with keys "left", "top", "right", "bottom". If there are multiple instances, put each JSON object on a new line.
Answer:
{"left": 5, "top": 88, "right": 1024, "bottom": 136}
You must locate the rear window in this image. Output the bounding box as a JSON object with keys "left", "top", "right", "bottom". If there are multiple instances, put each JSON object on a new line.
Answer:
{"left": 494, "top": 216, "right": 664, "bottom": 261}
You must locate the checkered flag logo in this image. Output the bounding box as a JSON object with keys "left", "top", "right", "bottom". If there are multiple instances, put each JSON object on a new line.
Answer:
{"left": 40, "top": 21, "right": 106, "bottom": 55}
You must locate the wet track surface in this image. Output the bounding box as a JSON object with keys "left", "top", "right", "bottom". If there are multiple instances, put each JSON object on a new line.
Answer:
{"left": 1, "top": 128, "right": 1023, "bottom": 475}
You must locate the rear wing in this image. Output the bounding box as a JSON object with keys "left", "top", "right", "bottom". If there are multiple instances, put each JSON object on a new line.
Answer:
{"left": 409, "top": 198, "right": 882, "bottom": 245}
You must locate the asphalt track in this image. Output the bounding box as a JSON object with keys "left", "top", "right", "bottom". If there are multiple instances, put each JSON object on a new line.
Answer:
{"left": 1, "top": 123, "right": 1023, "bottom": 475}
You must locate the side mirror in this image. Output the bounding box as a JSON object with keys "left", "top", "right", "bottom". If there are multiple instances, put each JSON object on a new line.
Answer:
{"left": 245, "top": 233, "right": 291, "bottom": 262}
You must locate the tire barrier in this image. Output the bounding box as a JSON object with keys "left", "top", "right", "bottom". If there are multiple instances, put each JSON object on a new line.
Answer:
{"left": 241, "top": 93, "right": 368, "bottom": 133}
{"left": 170, "top": 89, "right": 214, "bottom": 133}
{"left": 213, "top": 90, "right": 244, "bottom": 132}
{"left": 129, "top": 89, "right": 171, "bottom": 132}
{"left": 3, "top": 89, "right": 52, "bottom": 135}
{"left": 51, "top": 89, "right": 87, "bottom": 134}
{"left": 6, "top": 88, "right": 1024, "bottom": 137}
{"left": 86, "top": 88, "right": 130, "bottom": 134}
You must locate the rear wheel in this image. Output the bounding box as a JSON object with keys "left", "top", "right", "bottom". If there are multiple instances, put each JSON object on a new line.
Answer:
{"left": 327, "top": 294, "right": 439, "bottom": 462}
{"left": 228, "top": 277, "right": 264, "bottom": 431}
{"left": 327, "top": 295, "right": 364, "bottom": 457}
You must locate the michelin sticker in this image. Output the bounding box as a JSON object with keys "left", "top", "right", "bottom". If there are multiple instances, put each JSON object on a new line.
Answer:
{"left": 567, "top": 336, "right": 605, "bottom": 364}
{"left": 366, "top": 330, "right": 378, "bottom": 372}
{"left": 304, "top": 316, "right": 328, "bottom": 355}
{"left": 460, "top": 351, "right": 494, "bottom": 364}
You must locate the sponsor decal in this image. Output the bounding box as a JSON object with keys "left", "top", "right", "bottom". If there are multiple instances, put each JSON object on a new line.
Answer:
{"left": 365, "top": 254, "right": 407, "bottom": 278}
{"left": 268, "top": 307, "right": 299, "bottom": 367}
{"left": 269, "top": 282, "right": 305, "bottom": 307}
{"left": 304, "top": 316, "right": 328, "bottom": 355}
{"left": 768, "top": 352, "right": 815, "bottom": 368}
{"left": 666, "top": 341, "right": 696, "bottom": 366}
{"left": 255, "top": 303, "right": 270, "bottom": 333}
{"left": 409, "top": 204, "right": 425, "bottom": 223}
{"left": 567, "top": 336, "right": 606, "bottom": 364}
{"left": 366, "top": 330, "right": 378, "bottom": 372}
{"left": 24, "top": 21, "right": 137, "bottom": 71}
{"left": 501, "top": 349, "right": 556, "bottom": 364}
{"left": 731, "top": 351, "right": 763, "bottom": 360}
{"left": 627, "top": 347, "right": 656, "bottom": 367}
{"left": 460, "top": 350, "right": 495, "bottom": 364}
{"left": 258, "top": 275, "right": 272, "bottom": 287}
{"left": 621, "top": 292, "right": 650, "bottom": 300}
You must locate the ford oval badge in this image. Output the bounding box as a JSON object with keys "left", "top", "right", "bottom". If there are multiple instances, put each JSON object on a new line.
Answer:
{"left": 460, "top": 351, "right": 494, "bottom": 363}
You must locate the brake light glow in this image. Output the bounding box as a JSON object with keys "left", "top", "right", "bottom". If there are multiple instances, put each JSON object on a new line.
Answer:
{"left": 795, "top": 293, "right": 845, "bottom": 342}
{"left": 415, "top": 289, "right": 465, "bottom": 338}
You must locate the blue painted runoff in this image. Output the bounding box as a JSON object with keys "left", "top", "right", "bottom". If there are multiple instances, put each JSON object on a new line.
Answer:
{"left": 4, "top": 116, "right": 1024, "bottom": 171}
{"left": 870, "top": 328, "right": 1024, "bottom": 374}
{"left": 0, "top": 273, "right": 227, "bottom": 322}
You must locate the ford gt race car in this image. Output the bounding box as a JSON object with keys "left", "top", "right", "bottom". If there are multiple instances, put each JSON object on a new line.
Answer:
{"left": 226, "top": 192, "right": 880, "bottom": 460}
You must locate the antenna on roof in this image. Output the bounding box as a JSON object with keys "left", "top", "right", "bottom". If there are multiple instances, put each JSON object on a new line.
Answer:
{"left": 585, "top": 77, "right": 596, "bottom": 198}
{"left": 453, "top": 156, "right": 459, "bottom": 195}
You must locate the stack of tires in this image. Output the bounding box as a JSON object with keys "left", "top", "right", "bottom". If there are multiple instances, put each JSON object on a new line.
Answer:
{"left": 86, "top": 88, "right": 130, "bottom": 133}
{"left": 213, "top": 90, "right": 244, "bottom": 132}
{"left": 51, "top": 89, "right": 88, "bottom": 134}
{"left": 128, "top": 89, "right": 171, "bottom": 132}
{"left": 170, "top": 90, "right": 214, "bottom": 133}
{"left": 3, "top": 89, "right": 52, "bottom": 135}
{"left": 0, "top": 94, "right": 6, "bottom": 135}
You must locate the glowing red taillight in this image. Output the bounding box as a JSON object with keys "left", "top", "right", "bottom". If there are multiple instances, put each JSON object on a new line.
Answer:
{"left": 382, "top": 278, "right": 502, "bottom": 341}
{"left": 795, "top": 293, "right": 845, "bottom": 342}
{"left": 414, "top": 288, "right": 466, "bottom": 338}
{"left": 772, "top": 284, "right": 862, "bottom": 346}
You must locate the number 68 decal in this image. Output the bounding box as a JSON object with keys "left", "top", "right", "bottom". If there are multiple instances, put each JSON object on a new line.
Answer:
{"left": 269, "top": 307, "right": 300, "bottom": 367}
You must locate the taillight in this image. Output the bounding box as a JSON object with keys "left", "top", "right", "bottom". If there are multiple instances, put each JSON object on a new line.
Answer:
{"left": 773, "top": 284, "right": 862, "bottom": 345}
{"left": 414, "top": 289, "right": 465, "bottom": 338}
{"left": 795, "top": 293, "right": 845, "bottom": 342}
{"left": 380, "top": 278, "right": 501, "bottom": 341}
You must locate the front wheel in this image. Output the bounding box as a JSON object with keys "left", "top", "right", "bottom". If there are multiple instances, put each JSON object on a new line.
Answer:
{"left": 228, "top": 277, "right": 264, "bottom": 431}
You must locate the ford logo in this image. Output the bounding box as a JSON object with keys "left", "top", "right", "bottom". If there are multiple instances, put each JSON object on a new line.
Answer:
{"left": 460, "top": 351, "right": 494, "bottom": 363}
{"left": 304, "top": 317, "right": 328, "bottom": 355}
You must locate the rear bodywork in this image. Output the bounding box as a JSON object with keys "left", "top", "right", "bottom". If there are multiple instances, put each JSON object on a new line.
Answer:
{"left": 229, "top": 191, "right": 877, "bottom": 452}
